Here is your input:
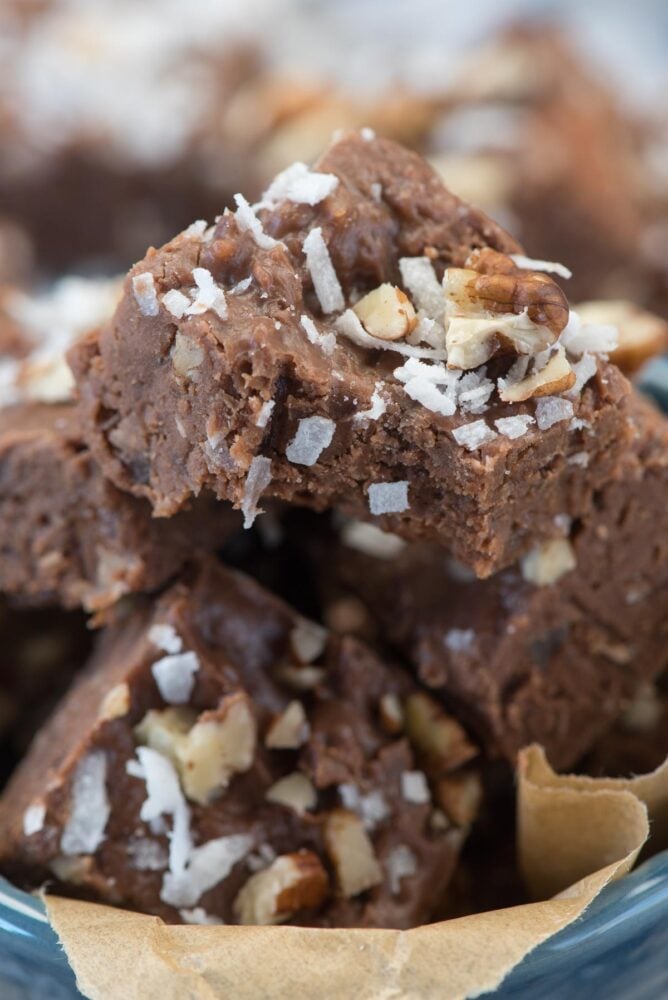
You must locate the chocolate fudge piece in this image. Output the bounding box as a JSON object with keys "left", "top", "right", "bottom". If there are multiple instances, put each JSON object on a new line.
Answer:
{"left": 0, "top": 559, "right": 478, "bottom": 929}
{"left": 70, "top": 132, "right": 633, "bottom": 578}
{"left": 583, "top": 676, "right": 668, "bottom": 779}
{"left": 0, "top": 402, "right": 239, "bottom": 611}
{"left": 317, "top": 393, "right": 668, "bottom": 769}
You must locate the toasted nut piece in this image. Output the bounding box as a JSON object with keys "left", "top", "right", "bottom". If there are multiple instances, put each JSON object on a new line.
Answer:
{"left": 98, "top": 683, "right": 131, "bottom": 721}
{"left": 498, "top": 346, "right": 575, "bottom": 403}
{"left": 521, "top": 538, "right": 576, "bottom": 586}
{"left": 379, "top": 693, "right": 404, "bottom": 735}
{"left": 324, "top": 808, "right": 383, "bottom": 898}
{"left": 265, "top": 701, "right": 310, "bottom": 749}
{"left": 444, "top": 249, "right": 569, "bottom": 370}
{"left": 266, "top": 772, "right": 317, "bottom": 814}
{"left": 276, "top": 664, "right": 326, "bottom": 690}
{"left": 290, "top": 618, "right": 328, "bottom": 664}
{"left": 576, "top": 299, "right": 668, "bottom": 375}
{"left": 234, "top": 851, "right": 329, "bottom": 925}
{"left": 353, "top": 283, "right": 417, "bottom": 341}
{"left": 135, "top": 693, "right": 256, "bottom": 804}
{"left": 436, "top": 771, "right": 483, "bottom": 827}
{"left": 170, "top": 332, "right": 204, "bottom": 378}
{"left": 404, "top": 692, "right": 477, "bottom": 772}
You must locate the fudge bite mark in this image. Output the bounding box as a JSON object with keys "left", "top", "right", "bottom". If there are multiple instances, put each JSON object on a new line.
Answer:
{"left": 0, "top": 560, "right": 478, "bottom": 929}
{"left": 70, "top": 132, "right": 633, "bottom": 576}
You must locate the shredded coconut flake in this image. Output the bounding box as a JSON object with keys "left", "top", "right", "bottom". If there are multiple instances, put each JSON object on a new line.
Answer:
{"left": 234, "top": 193, "right": 280, "bottom": 251}
{"left": 368, "top": 481, "right": 409, "bottom": 515}
{"left": 387, "top": 844, "right": 418, "bottom": 895}
{"left": 180, "top": 907, "right": 223, "bottom": 925}
{"left": 23, "top": 802, "right": 46, "bottom": 837}
{"left": 559, "top": 311, "right": 618, "bottom": 356}
{"left": 535, "top": 397, "right": 574, "bottom": 431}
{"left": 256, "top": 400, "right": 275, "bottom": 428}
{"left": 494, "top": 414, "right": 535, "bottom": 439}
{"left": 452, "top": 419, "right": 498, "bottom": 451}
{"left": 444, "top": 628, "right": 475, "bottom": 653}
{"left": 128, "top": 746, "right": 192, "bottom": 878}
{"left": 510, "top": 254, "right": 572, "bottom": 280}
{"left": 162, "top": 289, "right": 190, "bottom": 319}
{"left": 182, "top": 220, "right": 208, "bottom": 239}
{"left": 568, "top": 451, "right": 589, "bottom": 467}
{"left": 132, "top": 273, "right": 159, "bottom": 317}
{"left": 303, "top": 227, "right": 345, "bottom": 314}
{"left": 339, "top": 785, "right": 390, "bottom": 830}
{"left": 185, "top": 267, "right": 227, "bottom": 320}
{"left": 341, "top": 521, "right": 406, "bottom": 559}
{"left": 337, "top": 309, "right": 448, "bottom": 359}
{"left": 230, "top": 277, "right": 253, "bottom": 296}
{"left": 61, "top": 752, "right": 110, "bottom": 855}
{"left": 127, "top": 838, "right": 168, "bottom": 871}
{"left": 399, "top": 257, "right": 444, "bottom": 322}
{"left": 242, "top": 456, "right": 272, "bottom": 529}
{"left": 262, "top": 162, "right": 339, "bottom": 207}
{"left": 152, "top": 650, "right": 199, "bottom": 705}
{"left": 353, "top": 382, "right": 387, "bottom": 423}
{"left": 568, "top": 353, "right": 598, "bottom": 396}
{"left": 370, "top": 182, "right": 383, "bottom": 202}
{"left": 148, "top": 623, "right": 182, "bottom": 655}
{"left": 401, "top": 770, "right": 431, "bottom": 804}
{"left": 361, "top": 127, "right": 376, "bottom": 141}
{"left": 285, "top": 416, "right": 335, "bottom": 466}
{"left": 300, "top": 314, "right": 336, "bottom": 355}
{"left": 290, "top": 618, "right": 328, "bottom": 663}
{"left": 161, "top": 834, "right": 253, "bottom": 908}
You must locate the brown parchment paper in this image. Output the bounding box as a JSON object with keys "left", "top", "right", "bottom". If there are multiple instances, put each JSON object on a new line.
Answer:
{"left": 44, "top": 744, "right": 668, "bottom": 1000}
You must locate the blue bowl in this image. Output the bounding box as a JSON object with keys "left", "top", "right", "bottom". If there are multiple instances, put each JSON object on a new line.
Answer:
{"left": 0, "top": 850, "right": 667, "bottom": 999}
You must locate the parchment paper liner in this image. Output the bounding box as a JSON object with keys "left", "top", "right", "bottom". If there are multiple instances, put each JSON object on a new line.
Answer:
{"left": 43, "top": 745, "right": 668, "bottom": 1000}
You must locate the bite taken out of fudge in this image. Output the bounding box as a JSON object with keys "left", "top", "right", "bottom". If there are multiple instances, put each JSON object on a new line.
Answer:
{"left": 0, "top": 559, "right": 480, "bottom": 930}
{"left": 317, "top": 393, "right": 668, "bottom": 771}
{"left": 70, "top": 132, "right": 633, "bottom": 579}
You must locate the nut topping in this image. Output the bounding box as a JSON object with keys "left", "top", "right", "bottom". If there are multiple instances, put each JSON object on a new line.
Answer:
{"left": 323, "top": 808, "right": 383, "bottom": 897}
{"left": 521, "top": 537, "right": 576, "bottom": 587}
{"left": 436, "top": 771, "right": 483, "bottom": 827}
{"left": 444, "top": 249, "right": 569, "bottom": 370}
{"left": 498, "top": 345, "right": 575, "bottom": 403}
{"left": 134, "top": 693, "right": 256, "bottom": 805}
{"left": 266, "top": 772, "right": 317, "bottom": 814}
{"left": 353, "top": 283, "right": 417, "bottom": 341}
{"left": 234, "top": 851, "right": 329, "bottom": 925}
{"left": 404, "top": 692, "right": 477, "bottom": 772}
{"left": 265, "top": 701, "right": 310, "bottom": 749}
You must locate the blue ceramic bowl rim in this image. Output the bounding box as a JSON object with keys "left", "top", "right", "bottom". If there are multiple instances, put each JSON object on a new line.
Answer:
{"left": 0, "top": 847, "right": 667, "bottom": 998}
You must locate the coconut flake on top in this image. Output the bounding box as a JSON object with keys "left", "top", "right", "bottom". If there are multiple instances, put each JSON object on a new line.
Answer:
{"left": 399, "top": 257, "right": 445, "bottom": 322}
{"left": 127, "top": 746, "right": 192, "bottom": 878}
{"left": 162, "top": 834, "right": 254, "bottom": 908}
{"left": 353, "top": 382, "right": 387, "bottom": 423}
{"left": 368, "top": 481, "right": 410, "bottom": 515}
{"left": 184, "top": 268, "right": 228, "bottom": 320}
{"left": 341, "top": 520, "right": 406, "bottom": 559}
{"left": 61, "top": 751, "right": 111, "bottom": 856}
{"left": 303, "top": 227, "right": 345, "bottom": 314}
{"left": 451, "top": 419, "right": 498, "bottom": 451}
{"left": 152, "top": 650, "right": 200, "bottom": 705}
{"left": 510, "top": 254, "right": 572, "bottom": 280}
{"left": 148, "top": 623, "right": 183, "bottom": 655}
{"left": 234, "top": 194, "right": 281, "bottom": 252}
{"left": 261, "top": 162, "right": 339, "bottom": 208}
{"left": 336, "top": 309, "right": 448, "bottom": 360}
{"left": 241, "top": 456, "right": 272, "bottom": 529}
{"left": 132, "top": 273, "right": 159, "bottom": 317}
{"left": 285, "top": 416, "right": 335, "bottom": 467}
{"left": 535, "top": 396, "right": 574, "bottom": 430}
{"left": 300, "top": 314, "right": 336, "bottom": 355}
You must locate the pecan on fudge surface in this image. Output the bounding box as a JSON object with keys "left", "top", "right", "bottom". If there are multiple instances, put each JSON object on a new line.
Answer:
{"left": 0, "top": 279, "right": 240, "bottom": 612}
{"left": 0, "top": 559, "right": 479, "bottom": 929}
{"left": 318, "top": 393, "right": 668, "bottom": 770}
{"left": 69, "top": 132, "right": 633, "bottom": 578}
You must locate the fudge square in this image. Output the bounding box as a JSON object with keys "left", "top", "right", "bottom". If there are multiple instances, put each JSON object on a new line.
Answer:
{"left": 0, "top": 402, "right": 239, "bottom": 611}
{"left": 0, "top": 559, "right": 480, "bottom": 929}
{"left": 323, "top": 393, "right": 668, "bottom": 770}
{"left": 70, "top": 132, "right": 633, "bottom": 578}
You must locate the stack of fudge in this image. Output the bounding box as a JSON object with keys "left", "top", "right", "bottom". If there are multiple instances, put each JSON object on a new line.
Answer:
{"left": 0, "top": 133, "right": 666, "bottom": 931}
